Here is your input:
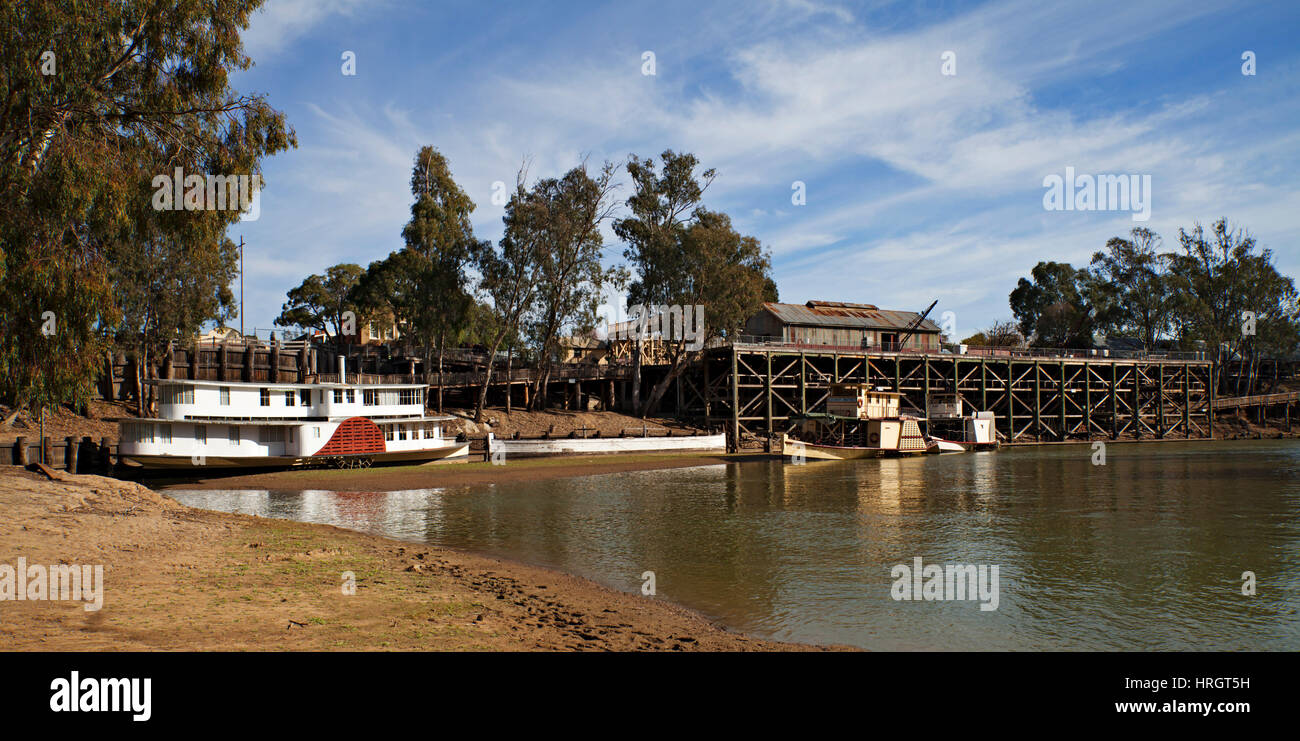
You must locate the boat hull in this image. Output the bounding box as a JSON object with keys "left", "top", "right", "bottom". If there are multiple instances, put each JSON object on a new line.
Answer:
{"left": 121, "top": 443, "right": 469, "bottom": 470}
{"left": 487, "top": 433, "right": 725, "bottom": 458}
{"left": 782, "top": 435, "right": 924, "bottom": 461}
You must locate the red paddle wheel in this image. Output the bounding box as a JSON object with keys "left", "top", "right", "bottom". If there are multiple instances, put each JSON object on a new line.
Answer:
{"left": 313, "top": 417, "right": 386, "bottom": 456}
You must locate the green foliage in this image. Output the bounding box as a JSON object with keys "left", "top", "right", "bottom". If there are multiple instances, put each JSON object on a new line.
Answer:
{"left": 1165, "top": 219, "right": 1299, "bottom": 359}
{"left": 613, "top": 151, "right": 775, "bottom": 414}
{"left": 517, "top": 161, "right": 625, "bottom": 392}
{"left": 1008, "top": 261, "right": 1096, "bottom": 347}
{"left": 274, "top": 263, "right": 364, "bottom": 340}
{"left": 0, "top": 0, "right": 295, "bottom": 416}
{"left": 962, "top": 320, "right": 1022, "bottom": 347}
{"left": 614, "top": 150, "right": 715, "bottom": 312}
{"left": 1007, "top": 219, "right": 1298, "bottom": 364}
{"left": 1085, "top": 227, "right": 1173, "bottom": 349}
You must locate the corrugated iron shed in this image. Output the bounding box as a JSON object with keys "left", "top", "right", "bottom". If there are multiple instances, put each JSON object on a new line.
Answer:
{"left": 760, "top": 301, "right": 941, "bottom": 332}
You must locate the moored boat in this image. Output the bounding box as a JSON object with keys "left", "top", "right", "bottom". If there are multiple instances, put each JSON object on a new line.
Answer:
{"left": 783, "top": 384, "right": 997, "bottom": 461}
{"left": 783, "top": 386, "right": 929, "bottom": 461}
{"left": 113, "top": 362, "right": 468, "bottom": 469}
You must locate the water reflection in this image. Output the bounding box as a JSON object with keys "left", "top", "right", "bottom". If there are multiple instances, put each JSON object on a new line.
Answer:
{"left": 167, "top": 441, "right": 1300, "bottom": 650}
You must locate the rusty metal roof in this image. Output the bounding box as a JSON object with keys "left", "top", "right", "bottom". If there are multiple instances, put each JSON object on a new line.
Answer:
{"left": 760, "top": 301, "right": 942, "bottom": 332}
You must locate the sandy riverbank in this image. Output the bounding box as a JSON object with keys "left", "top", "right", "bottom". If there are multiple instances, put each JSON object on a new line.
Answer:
{"left": 0, "top": 467, "right": 824, "bottom": 651}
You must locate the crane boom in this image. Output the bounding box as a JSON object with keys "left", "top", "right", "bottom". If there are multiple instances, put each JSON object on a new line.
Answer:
{"left": 896, "top": 300, "right": 939, "bottom": 349}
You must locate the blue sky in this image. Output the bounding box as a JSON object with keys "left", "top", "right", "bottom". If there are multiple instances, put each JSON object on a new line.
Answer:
{"left": 228, "top": 0, "right": 1300, "bottom": 341}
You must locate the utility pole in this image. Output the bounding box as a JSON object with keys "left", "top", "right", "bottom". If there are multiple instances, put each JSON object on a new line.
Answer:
{"left": 239, "top": 236, "right": 245, "bottom": 338}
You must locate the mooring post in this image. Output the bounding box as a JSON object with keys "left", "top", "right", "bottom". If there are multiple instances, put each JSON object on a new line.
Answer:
{"left": 65, "top": 436, "right": 78, "bottom": 473}
{"left": 41, "top": 436, "right": 52, "bottom": 466}
{"left": 14, "top": 436, "right": 26, "bottom": 466}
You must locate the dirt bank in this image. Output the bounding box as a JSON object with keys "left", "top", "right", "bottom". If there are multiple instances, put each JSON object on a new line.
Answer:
{"left": 1213, "top": 409, "right": 1300, "bottom": 440}
{"left": 440, "top": 407, "right": 702, "bottom": 439}
{"left": 0, "top": 400, "right": 134, "bottom": 446}
{"left": 0, "top": 467, "right": 823, "bottom": 651}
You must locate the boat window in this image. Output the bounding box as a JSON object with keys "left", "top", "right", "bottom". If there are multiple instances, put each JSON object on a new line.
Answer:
{"left": 398, "top": 426, "right": 407, "bottom": 441}
{"left": 161, "top": 385, "right": 194, "bottom": 405}
{"left": 219, "top": 386, "right": 230, "bottom": 405}
{"left": 332, "top": 389, "right": 344, "bottom": 403}
{"left": 383, "top": 425, "right": 394, "bottom": 442}
{"left": 300, "top": 389, "right": 311, "bottom": 406}
{"left": 229, "top": 426, "right": 240, "bottom": 446}
{"left": 259, "top": 388, "right": 270, "bottom": 406}
{"left": 313, "top": 426, "right": 321, "bottom": 439}
{"left": 194, "top": 425, "right": 206, "bottom": 445}
{"left": 259, "top": 427, "right": 285, "bottom": 444}
{"left": 159, "top": 424, "right": 172, "bottom": 444}
{"left": 284, "top": 390, "right": 295, "bottom": 406}
{"left": 346, "top": 389, "right": 355, "bottom": 403}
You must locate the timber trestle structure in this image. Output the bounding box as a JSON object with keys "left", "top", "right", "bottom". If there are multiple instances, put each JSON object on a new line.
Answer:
{"left": 676, "top": 345, "right": 1216, "bottom": 452}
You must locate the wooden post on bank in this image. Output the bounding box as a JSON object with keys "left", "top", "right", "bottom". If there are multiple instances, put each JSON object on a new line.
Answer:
{"left": 65, "top": 436, "right": 78, "bottom": 473}
{"left": 14, "top": 436, "right": 27, "bottom": 466}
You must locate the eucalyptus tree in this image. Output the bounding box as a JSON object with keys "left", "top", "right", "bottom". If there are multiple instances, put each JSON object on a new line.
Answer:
{"left": 1008, "top": 262, "right": 1096, "bottom": 348}
{"left": 637, "top": 209, "right": 776, "bottom": 416}
{"left": 113, "top": 233, "right": 239, "bottom": 415}
{"left": 396, "top": 146, "right": 484, "bottom": 411}
{"left": 470, "top": 171, "right": 544, "bottom": 421}
{"left": 1165, "top": 219, "right": 1300, "bottom": 392}
{"left": 521, "top": 161, "right": 625, "bottom": 410}
{"left": 0, "top": 1, "right": 295, "bottom": 424}
{"left": 612, "top": 150, "right": 714, "bottom": 414}
{"left": 1086, "top": 227, "right": 1173, "bottom": 350}
{"left": 274, "top": 264, "right": 366, "bottom": 346}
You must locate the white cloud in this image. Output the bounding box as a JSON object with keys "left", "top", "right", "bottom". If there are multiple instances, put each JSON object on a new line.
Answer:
{"left": 241, "top": 0, "right": 377, "bottom": 60}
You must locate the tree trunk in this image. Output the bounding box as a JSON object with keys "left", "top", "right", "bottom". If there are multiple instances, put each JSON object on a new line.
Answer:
{"left": 505, "top": 346, "right": 514, "bottom": 414}
{"left": 474, "top": 332, "right": 508, "bottom": 423}
{"left": 641, "top": 356, "right": 686, "bottom": 417}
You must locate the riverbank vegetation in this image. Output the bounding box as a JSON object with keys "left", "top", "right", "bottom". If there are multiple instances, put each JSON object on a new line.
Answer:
{"left": 964, "top": 220, "right": 1300, "bottom": 392}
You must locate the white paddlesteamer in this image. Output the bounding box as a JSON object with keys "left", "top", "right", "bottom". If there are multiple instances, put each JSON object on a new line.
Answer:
{"left": 115, "top": 361, "right": 467, "bottom": 469}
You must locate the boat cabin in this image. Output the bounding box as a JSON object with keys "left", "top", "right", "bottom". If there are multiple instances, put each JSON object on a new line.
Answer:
{"left": 826, "top": 384, "right": 901, "bottom": 419}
